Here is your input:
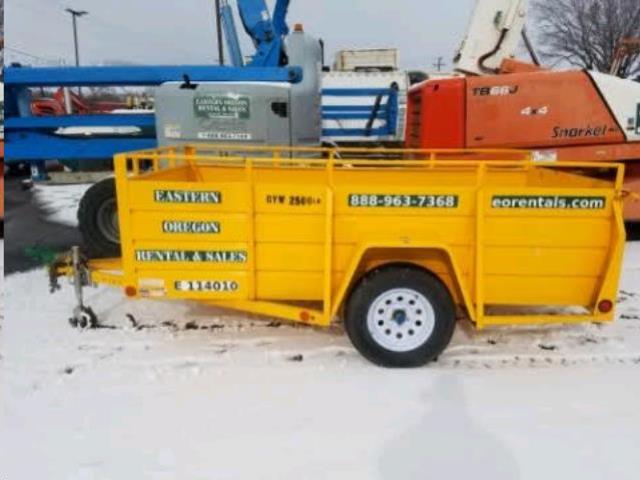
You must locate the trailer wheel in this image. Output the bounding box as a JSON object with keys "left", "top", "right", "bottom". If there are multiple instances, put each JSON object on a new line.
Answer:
{"left": 69, "top": 306, "right": 98, "bottom": 330}
{"left": 78, "top": 178, "right": 120, "bottom": 258}
{"left": 345, "top": 265, "right": 456, "bottom": 367}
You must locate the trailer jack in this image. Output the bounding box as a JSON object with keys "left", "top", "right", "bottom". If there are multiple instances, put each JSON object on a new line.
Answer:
{"left": 49, "top": 246, "right": 98, "bottom": 329}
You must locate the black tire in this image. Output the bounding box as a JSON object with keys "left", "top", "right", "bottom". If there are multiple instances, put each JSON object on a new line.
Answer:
{"left": 78, "top": 178, "right": 121, "bottom": 258}
{"left": 69, "top": 306, "right": 99, "bottom": 330}
{"left": 626, "top": 221, "right": 640, "bottom": 241}
{"left": 345, "top": 265, "right": 456, "bottom": 368}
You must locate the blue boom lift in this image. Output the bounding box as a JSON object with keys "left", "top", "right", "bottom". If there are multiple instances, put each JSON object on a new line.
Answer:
{"left": 4, "top": 0, "right": 297, "bottom": 176}
{"left": 4, "top": 0, "right": 399, "bottom": 177}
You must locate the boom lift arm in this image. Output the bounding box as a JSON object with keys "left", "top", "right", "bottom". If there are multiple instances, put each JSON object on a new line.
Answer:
{"left": 454, "top": 0, "right": 530, "bottom": 75}
{"left": 610, "top": 38, "right": 640, "bottom": 78}
{"left": 219, "top": 0, "right": 291, "bottom": 68}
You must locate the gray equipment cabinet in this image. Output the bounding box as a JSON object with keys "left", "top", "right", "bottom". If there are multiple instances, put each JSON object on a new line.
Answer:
{"left": 155, "top": 30, "right": 322, "bottom": 149}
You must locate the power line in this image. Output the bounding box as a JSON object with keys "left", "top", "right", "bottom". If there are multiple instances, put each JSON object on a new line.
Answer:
{"left": 5, "top": 46, "right": 59, "bottom": 62}
{"left": 10, "top": 0, "right": 68, "bottom": 20}
{"left": 8, "top": 3, "right": 78, "bottom": 53}
{"left": 5, "top": 46, "right": 66, "bottom": 65}
{"left": 80, "top": 15, "right": 200, "bottom": 60}
{"left": 7, "top": 26, "right": 72, "bottom": 51}
{"left": 10, "top": 1, "right": 214, "bottom": 64}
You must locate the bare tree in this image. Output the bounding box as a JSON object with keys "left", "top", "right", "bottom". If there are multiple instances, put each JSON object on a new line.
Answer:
{"left": 532, "top": 0, "right": 640, "bottom": 78}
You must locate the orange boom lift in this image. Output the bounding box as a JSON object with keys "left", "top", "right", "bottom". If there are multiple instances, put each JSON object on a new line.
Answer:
{"left": 406, "top": 1, "right": 640, "bottom": 223}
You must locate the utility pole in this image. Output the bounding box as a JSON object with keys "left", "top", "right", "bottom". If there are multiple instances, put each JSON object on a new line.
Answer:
{"left": 215, "top": 0, "right": 225, "bottom": 65}
{"left": 65, "top": 8, "right": 88, "bottom": 103}
{"left": 433, "top": 56, "right": 445, "bottom": 72}
{"left": 65, "top": 8, "right": 88, "bottom": 67}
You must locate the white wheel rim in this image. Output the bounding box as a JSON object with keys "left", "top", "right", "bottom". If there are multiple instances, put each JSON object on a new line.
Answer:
{"left": 366, "top": 288, "right": 435, "bottom": 353}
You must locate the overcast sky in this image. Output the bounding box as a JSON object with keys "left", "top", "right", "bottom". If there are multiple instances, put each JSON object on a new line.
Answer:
{"left": 5, "top": 0, "right": 478, "bottom": 69}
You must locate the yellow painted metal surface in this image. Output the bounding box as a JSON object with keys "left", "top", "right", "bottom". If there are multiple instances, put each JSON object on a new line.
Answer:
{"left": 81, "top": 144, "right": 625, "bottom": 329}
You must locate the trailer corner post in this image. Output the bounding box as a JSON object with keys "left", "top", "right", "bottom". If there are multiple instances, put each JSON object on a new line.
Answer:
{"left": 114, "top": 152, "right": 136, "bottom": 294}
{"left": 245, "top": 157, "right": 258, "bottom": 301}
{"left": 322, "top": 185, "right": 335, "bottom": 326}
{"left": 475, "top": 164, "right": 487, "bottom": 330}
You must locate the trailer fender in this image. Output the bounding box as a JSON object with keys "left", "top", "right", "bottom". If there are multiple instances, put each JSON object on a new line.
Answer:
{"left": 331, "top": 242, "right": 476, "bottom": 323}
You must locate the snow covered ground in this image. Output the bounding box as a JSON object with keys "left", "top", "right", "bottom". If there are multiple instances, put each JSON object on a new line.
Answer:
{"left": 1, "top": 238, "right": 639, "bottom": 479}
{"left": 33, "top": 183, "right": 92, "bottom": 227}
{"left": 3, "top": 185, "right": 640, "bottom": 478}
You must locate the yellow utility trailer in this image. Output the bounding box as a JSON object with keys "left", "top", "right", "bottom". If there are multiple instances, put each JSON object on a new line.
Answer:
{"left": 52, "top": 145, "right": 628, "bottom": 366}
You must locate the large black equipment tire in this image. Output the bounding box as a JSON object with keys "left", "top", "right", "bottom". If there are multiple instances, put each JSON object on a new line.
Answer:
{"left": 345, "top": 265, "right": 456, "bottom": 368}
{"left": 78, "top": 178, "right": 121, "bottom": 258}
{"left": 626, "top": 221, "right": 640, "bottom": 241}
